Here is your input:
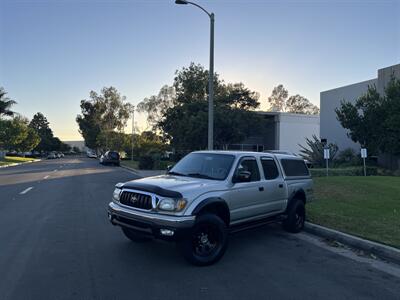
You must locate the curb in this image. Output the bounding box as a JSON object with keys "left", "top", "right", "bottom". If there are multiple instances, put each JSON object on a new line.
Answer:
{"left": 305, "top": 222, "right": 400, "bottom": 265}
{"left": 0, "top": 159, "right": 42, "bottom": 169}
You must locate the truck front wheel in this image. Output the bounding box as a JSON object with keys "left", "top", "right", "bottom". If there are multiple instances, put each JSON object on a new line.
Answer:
{"left": 178, "top": 214, "right": 228, "bottom": 266}
{"left": 283, "top": 200, "right": 305, "bottom": 233}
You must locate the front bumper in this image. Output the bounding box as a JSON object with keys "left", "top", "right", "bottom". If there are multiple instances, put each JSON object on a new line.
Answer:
{"left": 108, "top": 202, "right": 195, "bottom": 241}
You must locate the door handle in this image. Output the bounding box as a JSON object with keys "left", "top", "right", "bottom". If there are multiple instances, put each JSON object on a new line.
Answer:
{"left": 259, "top": 187, "right": 264, "bottom": 192}
{"left": 278, "top": 184, "right": 283, "bottom": 188}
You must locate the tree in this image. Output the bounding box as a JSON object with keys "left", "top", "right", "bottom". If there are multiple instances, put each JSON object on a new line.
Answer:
{"left": 380, "top": 77, "right": 400, "bottom": 155}
{"left": 268, "top": 84, "right": 319, "bottom": 114}
{"left": 299, "top": 134, "right": 338, "bottom": 167}
{"left": 335, "top": 85, "right": 386, "bottom": 155}
{"left": 286, "top": 94, "right": 320, "bottom": 114}
{"left": 336, "top": 76, "right": 400, "bottom": 156}
{"left": 268, "top": 84, "right": 288, "bottom": 112}
{"left": 18, "top": 127, "right": 41, "bottom": 153}
{"left": 0, "top": 116, "right": 40, "bottom": 152}
{"left": 0, "top": 87, "right": 17, "bottom": 118}
{"left": 76, "top": 87, "right": 132, "bottom": 150}
{"left": 137, "top": 85, "right": 175, "bottom": 129}
{"left": 151, "top": 63, "right": 264, "bottom": 150}
{"left": 29, "top": 113, "right": 56, "bottom": 152}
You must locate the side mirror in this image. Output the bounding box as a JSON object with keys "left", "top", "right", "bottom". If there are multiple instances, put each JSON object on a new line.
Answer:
{"left": 166, "top": 164, "right": 174, "bottom": 171}
{"left": 232, "top": 170, "right": 251, "bottom": 183}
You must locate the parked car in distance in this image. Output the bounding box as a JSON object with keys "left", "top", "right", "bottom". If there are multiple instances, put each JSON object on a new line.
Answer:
{"left": 86, "top": 150, "right": 97, "bottom": 158}
{"left": 108, "top": 150, "right": 313, "bottom": 266}
{"left": 47, "top": 152, "right": 57, "bottom": 159}
{"left": 100, "top": 151, "right": 120, "bottom": 166}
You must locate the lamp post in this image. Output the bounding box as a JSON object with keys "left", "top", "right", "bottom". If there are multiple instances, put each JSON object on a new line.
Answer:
{"left": 175, "top": 0, "right": 214, "bottom": 150}
{"left": 130, "top": 105, "right": 135, "bottom": 161}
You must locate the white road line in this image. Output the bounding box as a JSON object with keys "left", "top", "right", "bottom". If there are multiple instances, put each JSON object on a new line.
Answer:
{"left": 43, "top": 175, "right": 49, "bottom": 179}
{"left": 20, "top": 187, "right": 33, "bottom": 195}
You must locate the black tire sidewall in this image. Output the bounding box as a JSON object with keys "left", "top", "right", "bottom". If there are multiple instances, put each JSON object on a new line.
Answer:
{"left": 283, "top": 200, "right": 305, "bottom": 233}
{"left": 178, "top": 214, "right": 228, "bottom": 266}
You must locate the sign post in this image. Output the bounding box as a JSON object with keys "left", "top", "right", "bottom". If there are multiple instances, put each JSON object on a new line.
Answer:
{"left": 324, "top": 148, "right": 330, "bottom": 177}
{"left": 361, "top": 148, "right": 367, "bottom": 176}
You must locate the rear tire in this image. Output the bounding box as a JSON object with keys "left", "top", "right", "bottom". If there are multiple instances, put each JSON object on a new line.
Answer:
{"left": 283, "top": 200, "right": 305, "bottom": 233}
{"left": 178, "top": 214, "right": 228, "bottom": 266}
{"left": 121, "top": 228, "right": 151, "bottom": 242}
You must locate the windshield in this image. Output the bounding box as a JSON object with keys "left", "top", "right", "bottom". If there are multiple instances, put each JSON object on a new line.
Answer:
{"left": 170, "top": 153, "right": 235, "bottom": 180}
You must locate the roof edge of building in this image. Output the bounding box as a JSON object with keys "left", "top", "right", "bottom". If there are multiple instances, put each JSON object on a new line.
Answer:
{"left": 320, "top": 78, "right": 377, "bottom": 94}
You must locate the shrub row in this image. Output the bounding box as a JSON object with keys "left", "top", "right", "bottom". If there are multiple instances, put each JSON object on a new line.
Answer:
{"left": 310, "top": 166, "right": 378, "bottom": 177}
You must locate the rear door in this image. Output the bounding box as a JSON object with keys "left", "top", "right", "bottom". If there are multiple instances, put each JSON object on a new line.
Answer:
{"left": 258, "top": 157, "right": 288, "bottom": 214}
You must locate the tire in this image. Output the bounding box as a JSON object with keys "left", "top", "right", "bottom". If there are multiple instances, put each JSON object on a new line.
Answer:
{"left": 178, "top": 214, "right": 228, "bottom": 266}
{"left": 283, "top": 200, "right": 305, "bottom": 233}
{"left": 121, "top": 228, "right": 151, "bottom": 242}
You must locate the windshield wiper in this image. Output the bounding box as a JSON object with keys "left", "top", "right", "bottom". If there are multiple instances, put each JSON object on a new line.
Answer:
{"left": 187, "top": 173, "right": 215, "bottom": 180}
{"left": 167, "top": 171, "right": 187, "bottom": 177}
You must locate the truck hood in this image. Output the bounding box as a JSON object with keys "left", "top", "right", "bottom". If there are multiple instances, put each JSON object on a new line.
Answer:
{"left": 122, "top": 174, "right": 221, "bottom": 198}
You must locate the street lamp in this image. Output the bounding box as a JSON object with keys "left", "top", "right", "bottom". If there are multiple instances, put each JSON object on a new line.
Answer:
{"left": 175, "top": 0, "right": 214, "bottom": 150}
{"left": 130, "top": 105, "right": 135, "bottom": 161}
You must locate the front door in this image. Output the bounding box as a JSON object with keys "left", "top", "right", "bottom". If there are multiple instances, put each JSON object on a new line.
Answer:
{"left": 227, "top": 156, "right": 266, "bottom": 223}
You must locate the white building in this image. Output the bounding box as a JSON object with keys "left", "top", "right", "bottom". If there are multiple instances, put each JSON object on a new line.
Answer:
{"left": 237, "top": 111, "right": 320, "bottom": 155}
{"left": 320, "top": 64, "right": 400, "bottom": 151}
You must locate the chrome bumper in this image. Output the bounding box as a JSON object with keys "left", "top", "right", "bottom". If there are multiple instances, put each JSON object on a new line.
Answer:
{"left": 108, "top": 201, "right": 195, "bottom": 229}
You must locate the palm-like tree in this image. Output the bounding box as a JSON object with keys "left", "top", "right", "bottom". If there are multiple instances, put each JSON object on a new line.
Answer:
{"left": 0, "top": 87, "right": 17, "bottom": 117}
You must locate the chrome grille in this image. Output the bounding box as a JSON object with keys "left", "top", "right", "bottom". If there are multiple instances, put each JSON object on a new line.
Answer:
{"left": 120, "top": 191, "right": 152, "bottom": 210}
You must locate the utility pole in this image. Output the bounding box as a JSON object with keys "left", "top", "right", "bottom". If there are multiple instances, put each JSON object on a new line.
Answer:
{"left": 175, "top": 0, "right": 214, "bottom": 150}
{"left": 131, "top": 105, "right": 135, "bottom": 161}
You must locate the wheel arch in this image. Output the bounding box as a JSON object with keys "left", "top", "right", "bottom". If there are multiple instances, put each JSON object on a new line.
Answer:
{"left": 192, "top": 198, "right": 230, "bottom": 226}
{"left": 287, "top": 188, "right": 306, "bottom": 210}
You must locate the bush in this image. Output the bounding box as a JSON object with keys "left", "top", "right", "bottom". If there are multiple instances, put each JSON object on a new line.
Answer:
{"left": 138, "top": 156, "right": 154, "bottom": 170}
{"left": 310, "top": 166, "right": 378, "bottom": 177}
{"left": 335, "top": 148, "right": 361, "bottom": 166}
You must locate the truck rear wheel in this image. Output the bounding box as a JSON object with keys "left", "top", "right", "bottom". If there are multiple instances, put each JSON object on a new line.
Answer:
{"left": 283, "top": 200, "right": 305, "bottom": 233}
{"left": 121, "top": 227, "right": 151, "bottom": 242}
{"left": 178, "top": 214, "right": 228, "bottom": 266}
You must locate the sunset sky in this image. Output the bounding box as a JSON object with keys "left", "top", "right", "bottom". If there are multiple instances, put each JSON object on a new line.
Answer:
{"left": 1, "top": 0, "right": 399, "bottom": 141}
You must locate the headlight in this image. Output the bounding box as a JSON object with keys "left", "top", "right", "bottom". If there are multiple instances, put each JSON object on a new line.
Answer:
{"left": 158, "top": 198, "right": 187, "bottom": 212}
{"left": 113, "top": 188, "right": 121, "bottom": 202}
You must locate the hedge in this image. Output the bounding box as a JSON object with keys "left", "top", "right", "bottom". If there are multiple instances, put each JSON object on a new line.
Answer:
{"left": 310, "top": 166, "right": 378, "bottom": 177}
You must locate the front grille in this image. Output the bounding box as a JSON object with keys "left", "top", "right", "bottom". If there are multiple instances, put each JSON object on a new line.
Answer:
{"left": 120, "top": 191, "right": 153, "bottom": 210}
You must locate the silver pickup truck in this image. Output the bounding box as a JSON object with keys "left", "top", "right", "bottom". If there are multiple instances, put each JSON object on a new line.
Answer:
{"left": 108, "top": 151, "right": 313, "bottom": 266}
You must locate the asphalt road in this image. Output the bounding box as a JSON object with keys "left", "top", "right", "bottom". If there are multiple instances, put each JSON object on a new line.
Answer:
{"left": 0, "top": 158, "right": 399, "bottom": 300}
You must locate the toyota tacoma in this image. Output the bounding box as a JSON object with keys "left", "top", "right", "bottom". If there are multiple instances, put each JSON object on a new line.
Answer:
{"left": 108, "top": 151, "right": 313, "bottom": 266}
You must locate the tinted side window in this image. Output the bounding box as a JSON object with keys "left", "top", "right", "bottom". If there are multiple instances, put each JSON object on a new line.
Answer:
{"left": 261, "top": 158, "right": 279, "bottom": 180}
{"left": 237, "top": 158, "right": 260, "bottom": 182}
{"left": 281, "top": 159, "right": 309, "bottom": 176}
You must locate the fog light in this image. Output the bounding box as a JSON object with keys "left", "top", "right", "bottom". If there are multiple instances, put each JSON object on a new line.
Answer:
{"left": 160, "top": 229, "right": 175, "bottom": 236}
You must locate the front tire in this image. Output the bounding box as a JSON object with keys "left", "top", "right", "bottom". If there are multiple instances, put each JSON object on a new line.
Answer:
{"left": 283, "top": 200, "right": 305, "bottom": 233}
{"left": 121, "top": 228, "right": 151, "bottom": 242}
{"left": 178, "top": 214, "right": 228, "bottom": 266}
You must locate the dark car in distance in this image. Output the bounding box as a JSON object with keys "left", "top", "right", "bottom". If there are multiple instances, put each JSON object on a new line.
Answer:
{"left": 99, "top": 151, "right": 120, "bottom": 166}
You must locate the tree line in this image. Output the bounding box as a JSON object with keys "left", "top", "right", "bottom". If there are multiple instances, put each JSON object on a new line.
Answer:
{"left": 77, "top": 63, "right": 320, "bottom": 154}
{"left": 0, "top": 87, "right": 71, "bottom": 154}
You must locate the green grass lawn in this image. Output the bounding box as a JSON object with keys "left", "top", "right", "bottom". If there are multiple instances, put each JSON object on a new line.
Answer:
{"left": 0, "top": 156, "right": 37, "bottom": 166}
{"left": 308, "top": 176, "right": 400, "bottom": 248}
